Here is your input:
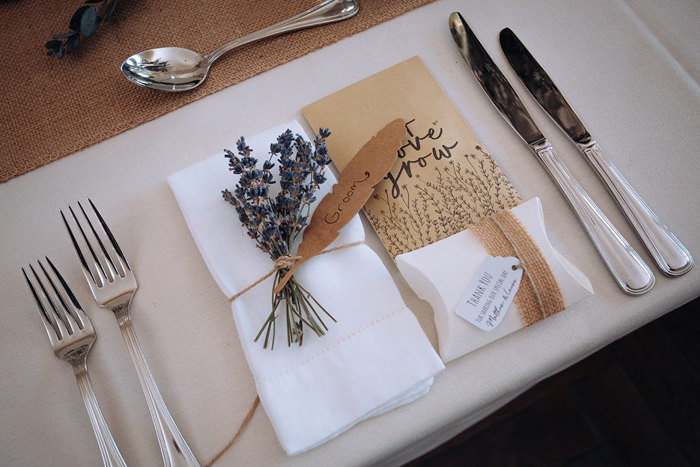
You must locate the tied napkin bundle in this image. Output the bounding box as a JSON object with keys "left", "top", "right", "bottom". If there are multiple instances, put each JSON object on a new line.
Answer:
{"left": 168, "top": 121, "right": 444, "bottom": 455}
{"left": 396, "top": 198, "right": 594, "bottom": 363}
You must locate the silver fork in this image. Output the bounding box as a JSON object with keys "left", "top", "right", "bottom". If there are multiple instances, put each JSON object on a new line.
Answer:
{"left": 23, "top": 258, "right": 127, "bottom": 467}
{"left": 62, "top": 200, "right": 200, "bottom": 467}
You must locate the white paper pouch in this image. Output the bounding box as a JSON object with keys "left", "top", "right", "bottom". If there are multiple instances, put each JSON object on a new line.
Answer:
{"left": 396, "top": 197, "right": 593, "bottom": 363}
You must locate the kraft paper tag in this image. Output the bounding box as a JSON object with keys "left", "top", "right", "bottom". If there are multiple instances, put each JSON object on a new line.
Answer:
{"left": 455, "top": 256, "right": 523, "bottom": 331}
{"left": 274, "top": 119, "right": 407, "bottom": 293}
{"left": 303, "top": 56, "right": 522, "bottom": 258}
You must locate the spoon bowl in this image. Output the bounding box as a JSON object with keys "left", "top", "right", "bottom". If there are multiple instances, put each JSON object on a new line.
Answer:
{"left": 121, "top": 47, "right": 210, "bottom": 92}
{"left": 121, "top": 0, "right": 359, "bottom": 92}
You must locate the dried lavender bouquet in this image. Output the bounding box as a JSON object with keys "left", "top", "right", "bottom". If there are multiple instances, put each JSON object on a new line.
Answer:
{"left": 222, "top": 128, "right": 334, "bottom": 349}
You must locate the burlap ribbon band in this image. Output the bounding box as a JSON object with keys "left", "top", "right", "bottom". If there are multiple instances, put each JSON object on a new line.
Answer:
{"left": 471, "top": 210, "right": 565, "bottom": 326}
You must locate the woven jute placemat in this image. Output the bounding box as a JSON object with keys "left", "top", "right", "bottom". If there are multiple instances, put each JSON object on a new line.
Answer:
{"left": 0, "top": 0, "right": 435, "bottom": 183}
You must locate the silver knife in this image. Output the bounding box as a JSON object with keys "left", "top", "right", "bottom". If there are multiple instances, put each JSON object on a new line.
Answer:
{"left": 499, "top": 27, "right": 693, "bottom": 276}
{"left": 448, "top": 12, "right": 654, "bottom": 295}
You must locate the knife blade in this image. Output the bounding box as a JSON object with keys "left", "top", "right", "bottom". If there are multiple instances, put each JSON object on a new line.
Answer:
{"left": 499, "top": 27, "right": 692, "bottom": 276}
{"left": 448, "top": 12, "right": 654, "bottom": 295}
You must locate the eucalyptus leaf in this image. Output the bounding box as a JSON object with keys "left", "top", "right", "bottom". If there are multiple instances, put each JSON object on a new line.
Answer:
{"left": 69, "top": 5, "right": 91, "bottom": 31}
{"left": 80, "top": 6, "right": 99, "bottom": 37}
{"left": 45, "top": 40, "right": 62, "bottom": 57}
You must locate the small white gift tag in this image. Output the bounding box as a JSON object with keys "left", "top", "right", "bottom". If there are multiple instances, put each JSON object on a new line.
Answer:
{"left": 455, "top": 256, "right": 523, "bottom": 331}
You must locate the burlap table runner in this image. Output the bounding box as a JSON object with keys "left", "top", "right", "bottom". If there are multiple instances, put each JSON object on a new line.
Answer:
{"left": 0, "top": 0, "right": 435, "bottom": 183}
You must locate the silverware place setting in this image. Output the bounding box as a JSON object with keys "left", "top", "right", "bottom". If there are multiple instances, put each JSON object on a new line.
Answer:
{"left": 14, "top": 2, "right": 696, "bottom": 464}
{"left": 23, "top": 200, "right": 201, "bottom": 466}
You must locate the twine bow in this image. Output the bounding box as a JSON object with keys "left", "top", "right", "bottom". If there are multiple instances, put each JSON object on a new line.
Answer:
{"left": 273, "top": 255, "right": 302, "bottom": 270}
{"left": 227, "top": 255, "right": 301, "bottom": 303}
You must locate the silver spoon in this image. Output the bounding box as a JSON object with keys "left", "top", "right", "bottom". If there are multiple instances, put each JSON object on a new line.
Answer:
{"left": 121, "top": 0, "right": 359, "bottom": 92}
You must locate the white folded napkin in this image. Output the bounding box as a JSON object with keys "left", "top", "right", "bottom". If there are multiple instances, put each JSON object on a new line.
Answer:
{"left": 168, "top": 121, "right": 444, "bottom": 455}
{"left": 396, "top": 198, "right": 594, "bottom": 363}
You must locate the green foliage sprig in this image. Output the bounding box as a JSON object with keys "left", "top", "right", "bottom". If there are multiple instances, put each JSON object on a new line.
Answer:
{"left": 46, "top": 0, "right": 117, "bottom": 58}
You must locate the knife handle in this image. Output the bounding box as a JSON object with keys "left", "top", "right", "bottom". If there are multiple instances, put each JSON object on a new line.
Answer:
{"left": 533, "top": 141, "right": 654, "bottom": 295}
{"left": 578, "top": 141, "right": 693, "bottom": 276}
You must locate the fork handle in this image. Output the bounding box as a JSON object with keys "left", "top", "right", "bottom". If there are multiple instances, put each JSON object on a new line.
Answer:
{"left": 73, "top": 362, "right": 128, "bottom": 467}
{"left": 117, "top": 314, "right": 200, "bottom": 467}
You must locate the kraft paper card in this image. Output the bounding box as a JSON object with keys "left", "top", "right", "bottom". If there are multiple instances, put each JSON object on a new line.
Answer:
{"left": 303, "top": 56, "right": 522, "bottom": 257}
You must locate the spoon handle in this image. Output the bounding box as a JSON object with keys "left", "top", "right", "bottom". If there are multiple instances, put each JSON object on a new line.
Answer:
{"left": 206, "top": 0, "right": 359, "bottom": 63}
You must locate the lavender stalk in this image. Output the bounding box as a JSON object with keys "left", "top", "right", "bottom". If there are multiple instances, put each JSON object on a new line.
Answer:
{"left": 222, "top": 129, "right": 333, "bottom": 349}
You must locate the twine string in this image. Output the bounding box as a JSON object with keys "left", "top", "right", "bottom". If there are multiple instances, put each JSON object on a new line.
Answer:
{"left": 204, "top": 396, "right": 260, "bottom": 467}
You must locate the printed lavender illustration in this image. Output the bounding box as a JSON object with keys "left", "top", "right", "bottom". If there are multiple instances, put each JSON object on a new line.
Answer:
{"left": 366, "top": 144, "right": 521, "bottom": 257}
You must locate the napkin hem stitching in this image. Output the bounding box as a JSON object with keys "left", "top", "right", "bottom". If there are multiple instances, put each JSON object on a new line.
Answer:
{"left": 254, "top": 306, "right": 407, "bottom": 384}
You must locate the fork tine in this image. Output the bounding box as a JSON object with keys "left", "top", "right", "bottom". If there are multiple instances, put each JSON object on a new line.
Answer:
{"left": 22, "top": 266, "right": 58, "bottom": 337}
{"left": 85, "top": 199, "right": 131, "bottom": 279}
{"left": 38, "top": 260, "right": 76, "bottom": 331}
{"left": 88, "top": 198, "right": 131, "bottom": 273}
{"left": 66, "top": 297, "right": 93, "bottom": 334}
{"left": 62, "top": 208, "right": 100, "bottom": 286}
{"left": 38, "top": 261, "right": 84, "bottom": 336}
{"left": 26, "top": 263, "right": 70, "bottom": 340}
{"left": 72, "top": 203, "right": 112, "bottom": 282}
{"left": 66, "top": 205, "right": 112, "bottom": 286}
{"left": 78, "top": 200, "right": 122, "bottom": 280}
{"left": 44, "top": 257, "right": 87, "bottom": 331}
{"left": 30, "top": 263, "right": 68, "bottom": 332}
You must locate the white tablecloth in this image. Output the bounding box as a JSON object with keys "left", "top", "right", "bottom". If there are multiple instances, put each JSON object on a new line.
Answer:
{"left": 1, "top": 0, "right": 698, "bottom": 465}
